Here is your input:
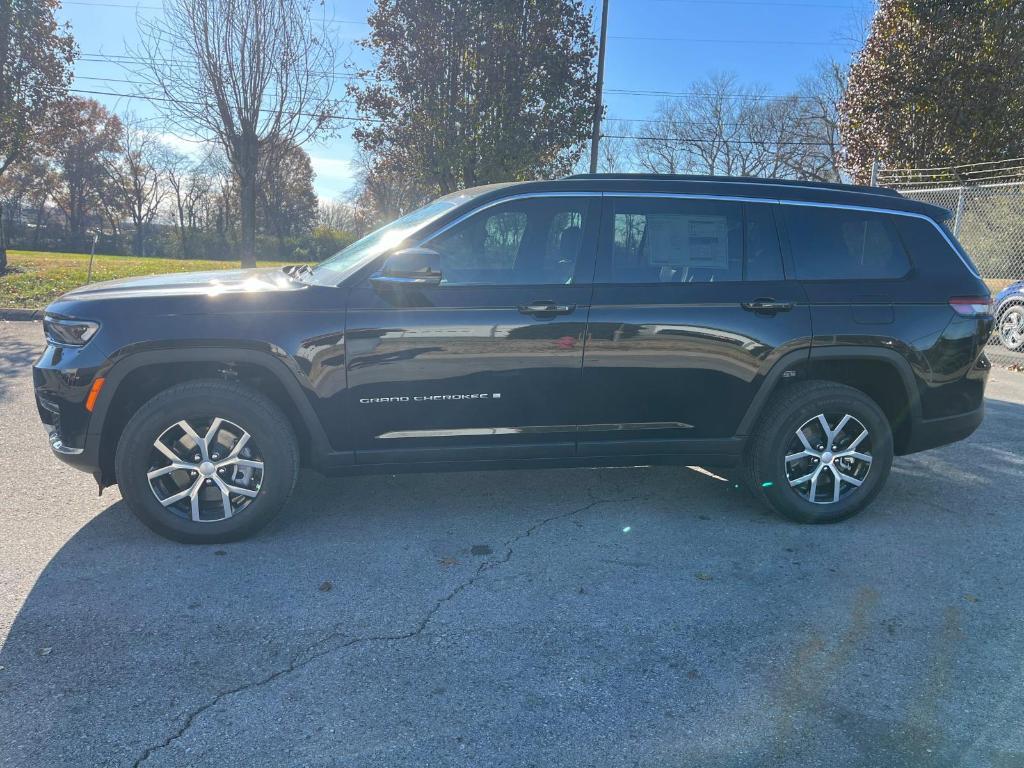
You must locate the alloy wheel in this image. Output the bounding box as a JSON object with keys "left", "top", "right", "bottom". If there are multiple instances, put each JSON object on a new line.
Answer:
{"left": 146, "top": 417, "right": 264, "bottom": 522}
{"left": 999, "top": 307, "right": 1024, "bottom": 350}
{"left": 784, "top": 413, "right": 872, "bottom": 505}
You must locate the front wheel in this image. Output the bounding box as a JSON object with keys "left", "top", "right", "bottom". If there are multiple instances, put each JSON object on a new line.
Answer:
{"left": 745, "top": 381, "right": 893, "bottom": 524}
{"left": 115, "top": 380, "right": 299, "bottom": 543}
{"left": 997, "top": 303, "right": 1024, "bottom": 351}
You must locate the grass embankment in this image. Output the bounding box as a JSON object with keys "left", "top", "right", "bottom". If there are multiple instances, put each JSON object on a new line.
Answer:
{"left": 0, "top": 250, "right": 297, "bottom": 309}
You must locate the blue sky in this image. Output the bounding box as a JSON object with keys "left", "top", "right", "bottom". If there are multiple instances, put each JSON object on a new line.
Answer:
{"left": 57, "top": 0, "right": 875, "bottom": 200}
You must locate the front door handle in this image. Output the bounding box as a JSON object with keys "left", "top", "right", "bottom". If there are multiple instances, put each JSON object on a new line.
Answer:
{"left": 742, "top": 298, "right": 793, "bottom": 314}
{"left": 518, "top": 301, "right": 576, "bottom": 317}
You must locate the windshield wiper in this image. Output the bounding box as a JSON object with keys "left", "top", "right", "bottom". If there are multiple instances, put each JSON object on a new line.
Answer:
{"left": 284, "top": 264, "right": 314, "bottom": 280}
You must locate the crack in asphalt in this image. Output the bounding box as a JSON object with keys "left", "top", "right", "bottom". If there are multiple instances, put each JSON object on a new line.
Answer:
{"left": 131, "top": 494, "right": 632, "bottom": 767}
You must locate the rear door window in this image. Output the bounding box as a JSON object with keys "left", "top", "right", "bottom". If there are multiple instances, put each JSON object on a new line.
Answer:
{"left": 782, "top": 205, "right": 911, "bottom": 280}
{"left": 600, "top": 198, "right": 788, "bottom": 283}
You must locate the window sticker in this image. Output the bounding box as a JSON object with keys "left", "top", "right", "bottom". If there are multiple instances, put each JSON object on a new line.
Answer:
{"left": 645, "top": 214, "right": 729, "bottom": 269}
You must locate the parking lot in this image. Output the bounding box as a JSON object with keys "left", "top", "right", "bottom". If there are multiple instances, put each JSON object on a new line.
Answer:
{"left": 2, "top": 319, "right": 1024, "bottom": 768}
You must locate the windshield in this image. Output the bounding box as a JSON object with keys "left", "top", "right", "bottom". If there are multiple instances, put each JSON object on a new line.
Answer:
{"left": 309, "top": 200, "right": 457, "bottom": 284}
{"left": 309, "top": 183, "right": 513, "bottom": 285}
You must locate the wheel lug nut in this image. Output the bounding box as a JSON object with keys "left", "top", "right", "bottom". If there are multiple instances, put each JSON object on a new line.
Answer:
{"left": 194, "top": 455, "right": 201, "bottom": 461}
{"left": 205, "top": 478, "right": 212, "bottom": 485}
{"left": 212, "top": 454, "right": 219, "bottom": 460}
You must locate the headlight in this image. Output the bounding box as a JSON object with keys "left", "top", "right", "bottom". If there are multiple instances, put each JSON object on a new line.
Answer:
{"left": 43, "top": 315, "right": 100, "bottom": 347}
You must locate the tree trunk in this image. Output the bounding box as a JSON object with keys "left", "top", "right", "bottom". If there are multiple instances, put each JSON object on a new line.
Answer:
{"left": 239, "top": 172, "right": 257, "bottom": 268}
{"left": 0, "top": 202, "right": 8, "bottom": 273}
{"left": 32, "top": 203, "right": 44, "bottom": 249}
{"left": 238, "top": 136, "right": 259, "bottom": 268}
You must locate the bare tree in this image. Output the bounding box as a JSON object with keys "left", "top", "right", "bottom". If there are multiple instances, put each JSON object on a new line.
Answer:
{"left": 600, "top": 133, "right": 633, "bottom": 174}
{"left": 107, "top": 115, "right": 169, "bottom": 256}
{"left": 632, "top": 74, "right": 806, "bottom": 178}
{"left": 131, "top": 0, "right": 340, "bottom": 266}
{"left": 316, "top": 199, "right": 356, "bottom": 232}
{"left": 164, "top": 148, "right": 215, "bottom": 258}
{"left": 787, "top": 59, "right": 847, "bottom": 182}
{"left": 347, "top": 148, "right": 433, "bottom": 233}
{"left": 626, "top": 71, "right": 850, "bottom": 182}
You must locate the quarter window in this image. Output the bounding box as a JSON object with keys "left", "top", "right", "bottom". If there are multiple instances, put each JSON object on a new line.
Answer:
{"left": 782, "top": 206, "right": 911, "bottom": 280}
{"left": 426, "top": 197, "right": 593, "bottom": 286}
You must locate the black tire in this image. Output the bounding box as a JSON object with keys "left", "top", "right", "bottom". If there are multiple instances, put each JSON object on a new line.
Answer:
{"left": 115, "top": 380, "right": 299, "bottom": 543}
{"left": 745, "top": 381, "right": 893, "bottom": 524}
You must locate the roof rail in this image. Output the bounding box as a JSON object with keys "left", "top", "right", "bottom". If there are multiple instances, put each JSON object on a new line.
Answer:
{"left": 563, "top": 173, "right": 902, "bottom": 197}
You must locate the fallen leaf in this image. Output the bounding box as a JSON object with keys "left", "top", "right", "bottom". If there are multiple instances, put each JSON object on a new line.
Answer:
{"left": 963, "top": 594, "right": 979, "bottom": 603}
{"left": 318, "top": 581, "right": 333, "bottom": 592}
{"left": 39, "top": 647, "right": 52, "bottom": 656}
{"left": 439, "top": 556, "right": 458, "bottom": 567}
{"left": 695, "top": 572, "right": 713, "bottom": 581}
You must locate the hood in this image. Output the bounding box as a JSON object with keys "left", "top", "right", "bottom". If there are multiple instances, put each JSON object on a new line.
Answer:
{"left": 62, "top": 267, "right": 306, "bottom": 301}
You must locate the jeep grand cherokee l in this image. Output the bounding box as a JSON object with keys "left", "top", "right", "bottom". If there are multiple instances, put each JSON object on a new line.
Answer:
{"left": 34, "top": 175, "right": 994, "bottom": 542}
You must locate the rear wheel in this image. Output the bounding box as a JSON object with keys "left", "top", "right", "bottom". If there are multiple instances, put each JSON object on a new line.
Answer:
{"left": 115, "top": 381, "right": 299, "bottom": 543}
{"left": 745, "top": 381, "right": 893, "bottom": 523}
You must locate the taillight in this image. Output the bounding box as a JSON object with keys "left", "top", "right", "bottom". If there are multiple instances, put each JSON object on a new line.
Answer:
{"left": 949, "top": 296, "right": 993, "bottom": 316}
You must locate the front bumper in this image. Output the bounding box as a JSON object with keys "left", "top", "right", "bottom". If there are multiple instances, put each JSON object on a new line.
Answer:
{"left": 33, "top": 344, "right": 104, "bottom": 476}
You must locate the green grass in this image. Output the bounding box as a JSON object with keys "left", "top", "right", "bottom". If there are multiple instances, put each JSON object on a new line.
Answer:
{"left": 0, "top": 250, "right": 298, "bottom": 309}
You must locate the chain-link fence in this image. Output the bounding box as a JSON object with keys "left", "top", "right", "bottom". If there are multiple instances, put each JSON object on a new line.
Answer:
{"left": 878, "top": 159, "right": 1024, "bottom": 369}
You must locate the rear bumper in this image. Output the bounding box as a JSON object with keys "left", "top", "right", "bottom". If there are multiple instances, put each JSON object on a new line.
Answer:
{"left": 900, "top": 402, "right": 984, "bottom": 455}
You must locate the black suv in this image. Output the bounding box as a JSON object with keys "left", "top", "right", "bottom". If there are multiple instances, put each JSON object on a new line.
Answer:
{"left": 34, "top": 175, "right": 994, "bottom": 542}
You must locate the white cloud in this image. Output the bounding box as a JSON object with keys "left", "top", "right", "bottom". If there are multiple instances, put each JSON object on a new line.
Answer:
{"left": 156, "top": 132, "right": 212, "bottom": 159}
{"left": 309, "top": 155, "right": 357, "bottom": 199}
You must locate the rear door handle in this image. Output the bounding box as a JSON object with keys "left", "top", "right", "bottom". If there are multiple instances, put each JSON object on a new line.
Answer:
{"left": 518, "top": 301, "right": 576, "bottom": 317}
{"left": 742, "top": 299, "right": 793, "bottom": 314}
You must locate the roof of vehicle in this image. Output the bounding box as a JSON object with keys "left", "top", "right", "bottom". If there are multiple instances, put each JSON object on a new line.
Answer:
{"left": 460, "top": 174, "right": 951, "bottom": 220}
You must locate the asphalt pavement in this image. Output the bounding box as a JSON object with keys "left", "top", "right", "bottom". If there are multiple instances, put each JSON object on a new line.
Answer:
{"left": 2, "top": 318, "right": 1024, "bottom": 768}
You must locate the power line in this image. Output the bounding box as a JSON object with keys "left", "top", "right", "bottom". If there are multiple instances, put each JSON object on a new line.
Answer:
{"left": 603, "top": 132, "right": 834, "bottom": 147}
{"left": 72, "top": 74, "right": 825, "bottom": 131}
{"left": 69, "top": 84, "right": 833, "bottom": 142}
{"left": 644, "top": 0, "right": 862, "bottom": 7}
{"left": 60, "top": 1, "right": 370, "bottom": 25}
{"left": 67, "top": 87, "right": 383, "bottom": 123}
{"left": 609, "top": 35, "right": 837, "bottom": 45}
{"left": 605, "top": 88, "right": 820, "bottom": 102}
{"left": 78, "top": 51, "right": 819, "bottom": 102}
{"left": 72, "top": 72, "right": 828, "bottom": 131}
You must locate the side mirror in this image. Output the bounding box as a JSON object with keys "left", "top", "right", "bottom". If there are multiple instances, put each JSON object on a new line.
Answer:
{"left": 371, "top": 247, "right": 442, "bottom": 287}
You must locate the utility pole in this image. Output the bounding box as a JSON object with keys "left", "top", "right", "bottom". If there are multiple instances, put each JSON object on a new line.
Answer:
{"left": 589, "top": 0, "right": 609, "bottom": 174}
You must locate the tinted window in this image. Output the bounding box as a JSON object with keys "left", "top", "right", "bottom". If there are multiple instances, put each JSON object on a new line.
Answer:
{"left": 896, "top": 215, "right": 980, "bottom": 277}
{"left": 783, "top": 206, "right": 911, "bottom": 280}
{"left": 603, "top": 198, "right": 745, "bottom": 283}
{"left": 427, "top": 197, "right": 592, "bottom": 285}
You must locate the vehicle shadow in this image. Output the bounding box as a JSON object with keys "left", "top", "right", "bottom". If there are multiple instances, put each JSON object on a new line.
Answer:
{"left": 3, "top": 397, "right": 1024, "bottom": 767}
{"left": 0, "top": 461, "right": 766, "bottom": 767}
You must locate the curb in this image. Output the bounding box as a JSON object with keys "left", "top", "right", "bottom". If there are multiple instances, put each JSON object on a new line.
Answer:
{"left": 0, "top": 308, "right": 44, "bottom": 321}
